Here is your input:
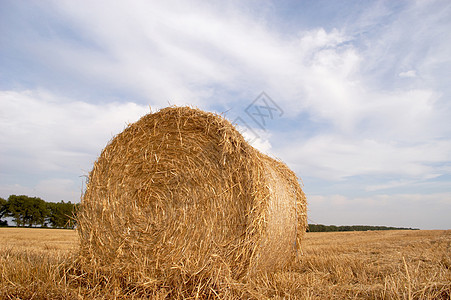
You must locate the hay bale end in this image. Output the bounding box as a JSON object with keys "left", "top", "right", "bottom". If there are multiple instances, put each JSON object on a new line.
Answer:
{"left": 77, "top": 106, "right": 307, "bottom": 292}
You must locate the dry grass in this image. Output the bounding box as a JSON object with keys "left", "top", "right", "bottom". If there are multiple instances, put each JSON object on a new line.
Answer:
{"left": 0, "top": 228, "right": 78, "bottom": 299}
{"left": 1, "top": 227, "right": 449, "bottom": 299}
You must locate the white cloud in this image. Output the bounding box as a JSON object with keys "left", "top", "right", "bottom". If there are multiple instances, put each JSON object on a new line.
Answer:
{"left": 239, "top": 126, "right": 272, "bottom": 154}
{"left": 1, "top": 1, "right": 451, "bottom": 228}
{"left": 399, "top": 70, "right": 416, "bottom": 78}
{"left": 18, "top": 0, "right": 449, "bottom": 182}
{"left": 280, "top": 134, "right": 451, "bottom": 181}
{"left": 4, "top": 0, "right": 450, "bottom": 126}
{"left": 355, "top": 1, "right": 451, "bottom": 89}
{"left": 7, "top": 1, "right": 360, "bottom": 116}
{"left": 0, "top": 89, "right": 148, "bottom": 176}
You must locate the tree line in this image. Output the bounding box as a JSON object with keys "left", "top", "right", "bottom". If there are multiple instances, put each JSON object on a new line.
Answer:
{"left": 0, "top": 195, "right": 78, "bottom": 229}
{"left": 307, "top": 224, "right": 419, "bottom": 232}
{"left": 1, "top": 195, "right": 419, "bottom": 231}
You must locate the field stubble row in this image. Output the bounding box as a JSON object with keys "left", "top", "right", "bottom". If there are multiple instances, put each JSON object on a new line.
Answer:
{"left": 0, "top": 228, "right": 449, "bottom": 299}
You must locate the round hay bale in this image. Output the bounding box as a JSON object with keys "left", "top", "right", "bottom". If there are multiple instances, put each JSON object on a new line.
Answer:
{"left": 77, "top": 106, "right": 307, "bottom": 290}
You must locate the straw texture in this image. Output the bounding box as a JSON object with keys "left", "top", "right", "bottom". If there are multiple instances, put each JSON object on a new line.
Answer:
{"left": 77, "top": 106, "right": 307, "bottom": 296}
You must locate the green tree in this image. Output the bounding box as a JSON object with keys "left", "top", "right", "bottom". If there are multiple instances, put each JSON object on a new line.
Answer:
{"left": 6, "top": 195, "right": 49, "bottom": 227}
{"left": 47, "top": 201, "right": 77, "bottom": 228}
{"left": 0, "top": 197, "right": 6, "bottom": 218}
{"left": 0, "top": 197, "right": 7, "bottom": 226}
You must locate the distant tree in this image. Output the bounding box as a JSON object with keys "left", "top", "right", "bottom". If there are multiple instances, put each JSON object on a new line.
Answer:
{"left": 29, "top": 197, "right": 49, "bottom": 226}
{"left": 0, "top": 197, "right": 8, "bottom": 226}
{"left": 5, "top": 195, "right": 25, "bottom": 226}
{"left": 6, "top": 195, "right": 48, "bottom": 227}
{"left": 0, "top": 197, "right": 6, "bottom": 218}
{"left": 47, "top": 201, "right": 77, "bottom": 229}
{"left": 307, "top": 224, "right": 418, "bottom": 232}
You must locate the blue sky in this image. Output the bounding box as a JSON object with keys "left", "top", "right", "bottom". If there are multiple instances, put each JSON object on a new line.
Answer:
{"left": 1, "top": 0, "right": 450, "bottom": 229}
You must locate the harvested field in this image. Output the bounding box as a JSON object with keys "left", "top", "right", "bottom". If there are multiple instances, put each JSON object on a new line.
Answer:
{"left": 1, "top": 228, "right": 450, "bottom": 299}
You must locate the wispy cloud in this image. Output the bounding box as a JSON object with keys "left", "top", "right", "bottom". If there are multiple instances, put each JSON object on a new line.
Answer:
{"left": 398, "top": 70, "right": 417, "bottom": 78}
{"left": 0, "top": 90, "right": 148, "bottom": 201}
{"left": 281, "top": 135, "right": 451, "bottom": 181}
{"left": 1, "top": 0, "right": 450, "bottom": 228}
{"left": 2, "top": 1, "right": 356, "bottom": 112}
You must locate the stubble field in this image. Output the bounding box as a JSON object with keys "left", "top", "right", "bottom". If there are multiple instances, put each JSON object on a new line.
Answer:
{"left": 0, "top": 228, "right": 449, "bottom": 299}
